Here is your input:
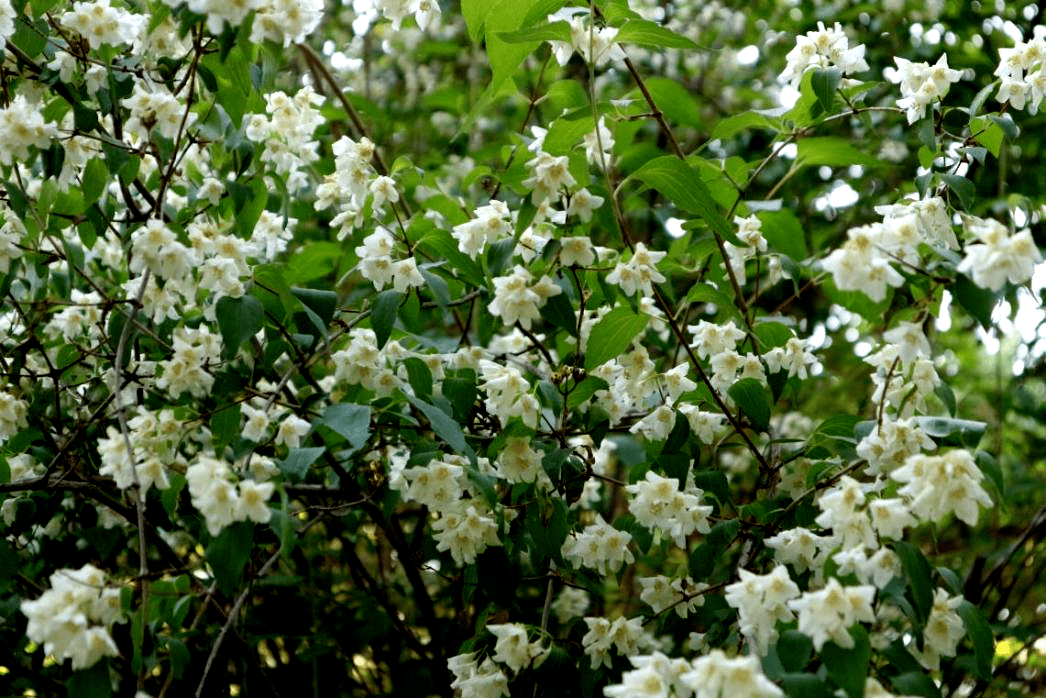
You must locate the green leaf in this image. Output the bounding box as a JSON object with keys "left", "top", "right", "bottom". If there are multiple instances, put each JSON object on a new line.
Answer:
{"left": 584, "top": 306, "right": 649, "bottom": 370}
{"left": 318, "top": 403, "right": 371, "bottom": 454}
{"left": 66, "top": 659, "right": 112, "bottom": 698}
{"left": 957, "top": 601, "right": 994, "bottom": 680}
{"left": 291, "top": 287, "right": 337, "bottom": 328}
{"left": 776, "top": 630, "right": 813, "bottom": 672}
{"left": 889, "top": 672, "right": 940, "bottom": 698}
{"left": 404, "top": 357, "right": 434, "bottom": 402}
{"left": 497, "top": 21, "right": 571, "bottom": 44}
{"left": 215, "top": 294, "right": 264, "bottom": 360}
{"left": 711, "top": 110, "right": 776, "bottom": 140}
{"left": 913, "top": 416, "right": 986, "bottom": 447}
{"left": 894, "top": 541, "right": 934, "bottom": 625}
{"left": 81, "top": 157, "right": 108, "bottom": 205}
{"left": 421, "top": 269, "right": 450, "bottom": 309}
{"left": 939, "top": 173, "right": 975, "bottom": 210}
{"left": 542, "top": 116, "right": 595, "bottom": 155}
{"left": 952, "top": 273, "right": 997, "bottom": 329}
{"left": 781, "top": 673, "right": 833, "bottom": 698}
{"left": 210, "top": 404, "right": 242, "bottom": 454}
{"left": 759, "top": 209, "right": 809, "bottom": 261}
{"left": 567, "top": 375, "right": 609, "bottom": 411}
{"left": 371, "top": 290, "right": 403, "bottom": 349}
{"left": 443, "top": 371, "right": 478, "bottom": 422}
{"left": 629, "top": 156, "right": 738, "bottom": 245}
{"left": 796, "top": 137, "right": 880, "bottom": 167}
{"left": 206, "top": 522, "right": 254, "bottom": 595}
{"left": 811, "top": 68, "right": 842, "bottom": 114}
{"left": 728, "top": 378, "right": 771, "bottom": 432}
{"left": 821, "top": 626, "right": 870, "bottom": 698}
{"left": 278, "top": 446, "right": 325, "bottom": 482}
{"left": 646, "top": 77, "right": 702, "bottom": 128}
{"left": 614, "top": 19, "right": 699, "bottom": 49}
{"left": 540, "top": 292, "right": 577, "bottom": 335}
{"left": 406, "top": 394, "right": 476, "bottom": 463}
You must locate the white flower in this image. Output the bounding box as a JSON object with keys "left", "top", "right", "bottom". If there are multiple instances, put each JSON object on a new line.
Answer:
{"left": 788, "top": 578, "right": 876, "bottom": 651}
{"left": 562, "top": 516, "right": 633, "bottom": 575}
{"left": 606, "top": 243, "right": 666, "bottom": 297}
{"left": 957, "top": 217, "right": 1041, "bottom": 291}
{"left": 891, "top": 450, "right": 992, "bottom": 526}
{"left": 274, "top": 414, "right": 311, "bottom": 449}
{"left": 486, "top": 623, "right": 548, "bottom": 674}
{"left": 725, "top": 565, "right": 800, "bottom": 654}
{"left": 779, "top": 21, "right": 869, "bottom": 88}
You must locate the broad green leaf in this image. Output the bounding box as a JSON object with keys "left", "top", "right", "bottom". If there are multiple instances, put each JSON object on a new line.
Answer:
{"left": 404, "top": 357, "right": 434, "bottom": 402}
{"left": 421, "top": 269, "right": 450, "bottom": 309}
{"left": 629, "top": 156, "right": 739, "bottom": 245}
{"left": 205, "top": 522, "right": 254, "bottom": 595}
{"left": 796, "top": 137, "right": 880, "bottom": 167}
{"left": 711, "top": 110, "right": 776, "bottom": 140}
{"left": 975, "top": 450, "right": 1005, "bottom": 500}
{"left": 443, "top": 371, "right": 478, "bottom": 422}
{"left": 894, "top": 541, "right": 934, "bottom": 625}
{"left": 81, "top": 157, "right": 108, "bottom": 205}
{"left": 291, "top": 287, "right": 338, "bottom": 327}
{"left": 539, "top": 292, "right": 577, "bottom": 335}
{"left": 939, "top": 173, "right": 975, "bottom": 210}
{"left": 371, "top": 290, "right": 403, "bottom": 349}
{"left": 957, "top": 601, "right": 994, "bottom": 680}
{"left": 584, "top": 306, "right": 649, "bottom": 370}
{"left": 542, "top": 116, "right": 595, "bottom": 156}
{"left": 758, "top": 209, "right": 809, "bottom": 261}
{"left": 215, "top": 294, "right": 264, "bottom": 360}
{"left": 646, "top": 77, "right": 702, "bottom": 128}
{"left": 728, "top": 378, "right": 771, "bottom": 432}
{"left": 952, "top": 273, "right": 996, "bottom": 330}
{"left": 913, "top": 416, "right": 986, "bottom": 447}
{"left": 811, "top": 68, "right": 842, "bottom": 114}
{"left": 66, "top": 659, "right": 112, "bottom": 698}
{"left": 278, "top": 447, "right": 324, "bottom": 482}
{"left": 497, "top": 21, "right": 570, "bottom": 44}
{"left": 406, "top": 394, "right": 476, "bottom": 463}
{"left": 780, "top": 673, "right": 833, "bottom": 698}
{"left": 210, "top": 404, "right": 242, "bottom": 453}
{"left": 614, "top": 19, "right": 699, "bottom": 50}
{"left": 319, "top": 403, "right": 371, "bottom": 453}
{"left": 821, "top": 626, "right": 870, "bottom": 698}
{"left": 776, "top": 630, "right": 813, "bottom": 673}
{"left": 567, "top": 375, "right": 609, "bottom": 410}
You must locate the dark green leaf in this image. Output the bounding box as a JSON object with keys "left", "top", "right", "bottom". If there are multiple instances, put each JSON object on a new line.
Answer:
{"left": 319, "top": 403, "right": 370, "bottom": 453}
{"left": 66, "top": 659, "right": 112, "bottom": 698}
{"left": 811, "top": 68, "right": 841, "bottom": 114}
{"left": 781, "top": 673, "right": 833, "bottom": 698}
{"left": 584, "top": 306, "right": 649, "bottom": 370}
{"left": 894, "top": 541, "right": 934, "bottom": 625}
{"left": 728, "top": 378, "right": 771, "bottom": 432}
{"left": 278, "top": 447, "right": 325, "bottom": 482}
{"left": 206, "top": 522, "right": 254, "bottom": 595}
{"left": 404, "top": 357, "right": 434, "bottom": 402}
{"left": 291, "top": 287, "right": 337, "bottom": 327}
{"left": 371, "top": 290, "right": 403, "bottom": 349}
{"left": 777, "top": 630, "right": 813, "bottom": 672}
{"left": 566, "top": 375, "right": 608, "bottom": 410}
{"left": 913, "top": 416, "right": 986, "bottom": 447}
{"left": 759, "top": 209, "right": 809, "bottom": 261}
{"left": 210, "top": 404, "right": 242, "bottom": 453}
{"left": 957, "top": 601, "right": 994, "bottom": 680}
{"left": 406, "top": 394, "right": 476, "bottom": 463}
{"left": 81, "top": 157, "right": 108, "bottom": 205}
{"left": 821, "top": 625, "right": 870, "bottom": 698}
{"left": 939, "top": 173, "right": 975, "bottom": 210}
{"left": 614, "top": 19, "right": 699, "bottom": 49}
{"left": 215, "top": 294, "right": 264, "bottom": 360}
{"left": 630, "top": 156, "right": 739, "bottom": 245}
{"left": 952, "top": 273, "right": 997, "bottom": 329}
{"left": 540, "top": 292, "right": 577, "bottom": 335}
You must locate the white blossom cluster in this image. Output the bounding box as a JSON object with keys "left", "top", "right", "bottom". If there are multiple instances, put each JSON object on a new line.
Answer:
{"left": 603, "top": 649, "right": 783, "bottom": 698}
{"left": 994, "top": 31, "right": 1046, "bottom": 113}
{"left": 21, "top": 564, "right": 126, "bottom": 670}
{"left": 724, "top": 565, "right": 800, "bottom": 654}
{"left": 581, "top": 615, "right": 659, "bottom": 670}
{"left": 606, "top": 242, "right": 667, "bottom": 297}
{"left": 639, "top": 575, "right": 707, "bottom": 618}
{"left": 891, "top": 449, "right": 993, "bottom": 526}
{"left": 186, "top": 454, "right": 275, "bottom": 536}
{"left": 888, "top": 55, "right": 963, "bottom": 123}
{"left": 354, "top": 227, "right": 425, "bottom": 293}
{"left": 0, "top": 95, "right": 59, "bottom": 167}
{"left": 626, "top": 471, "right": 712, "bottom": 547}
{"left": 487, "top": 265, "right": 562, "bottom": 330}
{"left": 245, "top": 87, "right": 326, "bottom": 192}
{"left": 59, "top": 0, "right": 145, "bottom": 49}
{"left": 956, "top": 215, "right": 1042, "bottom": 291}
{"left": 562, "top": 515, "right": 634, "bottom": 575}
{"left": 779, "top": 21, "right": 869, "bottom": 88}
{"left": 0, "top": 389, "right": 29, "bottom": 443}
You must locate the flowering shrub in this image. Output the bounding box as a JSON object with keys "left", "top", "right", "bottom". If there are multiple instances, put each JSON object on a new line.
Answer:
{"left": 2, "top": 0, "right": 1046, "bottom": 697}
